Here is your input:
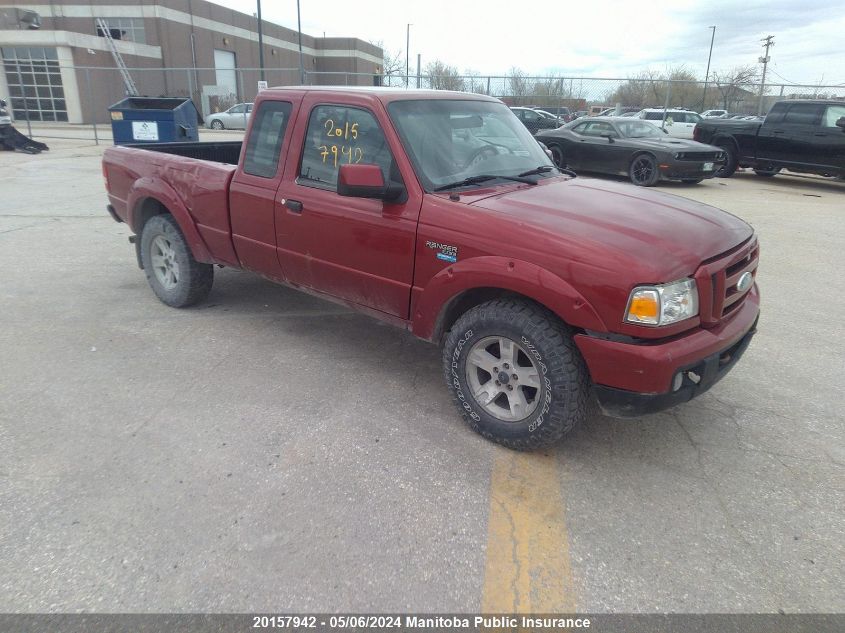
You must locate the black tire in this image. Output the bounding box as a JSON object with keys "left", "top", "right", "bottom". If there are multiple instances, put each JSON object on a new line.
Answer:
{"left": 681, "top": 178, "right": 703, "bottom": 184}
{"left": 754, "top": 167, "right": 781, "bottom": 177}
{"left": 442, "top": 299, "right": 589, "bottom": 450}
{"left": 629, "top": 153, "right": 660, "bottom": 186}
{"left": 210, "top": 119, "right": 224, "bottom": 130}
{"left": 139, "top": 214, "right": 213, "bottom": 308}
{"left": 548, "top": 143, "right": 565, "bottom": 168}
{"left": 715, "top": 142, "right": 738, "bottom": 177}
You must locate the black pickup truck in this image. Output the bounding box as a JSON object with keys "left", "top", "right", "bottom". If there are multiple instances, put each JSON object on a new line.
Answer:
{"left": 693, "top": 99, "right": 845, "bottom": 179}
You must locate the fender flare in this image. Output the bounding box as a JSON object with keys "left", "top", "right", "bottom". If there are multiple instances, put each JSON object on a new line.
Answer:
{"left": 411, "top": 256, "right": 608, "bottom": 341}
{"left": 711, "top": 133, "right": 739, "bottom": 151}
{"left": 126, "top": 176, "right": 213, "bottom": 264}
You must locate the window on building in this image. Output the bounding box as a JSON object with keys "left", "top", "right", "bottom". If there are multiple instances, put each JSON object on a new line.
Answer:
{"left": 95, "top": 18, "right": 146, "bottom": 44}
{"left": 1, "top": 47, "right": 67, "bottom": 122}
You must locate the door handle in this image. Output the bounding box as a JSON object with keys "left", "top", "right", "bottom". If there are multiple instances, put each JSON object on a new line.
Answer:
{"left": 771, "top": 130, "right": 784, "bottom": 134}
{"left": 813, "top": 133, "right": 827, "bottom": 137}
{"left": 284, "top": 199, "right": 303, "bottom": 214}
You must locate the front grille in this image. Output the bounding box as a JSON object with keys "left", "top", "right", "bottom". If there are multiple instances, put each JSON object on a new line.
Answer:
{"left": 695, "top": 238, "right": 759, "bottom": 326}
{"left": 675, "top": 151, "right": 723, "bottom": 161}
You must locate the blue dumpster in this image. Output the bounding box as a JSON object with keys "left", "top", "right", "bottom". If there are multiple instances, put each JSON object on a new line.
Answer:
{"left": 108, "top": 97, "right": 200, "bottom": 145}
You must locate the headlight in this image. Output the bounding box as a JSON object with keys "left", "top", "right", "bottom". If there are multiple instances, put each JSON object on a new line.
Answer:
{"left": 674, "top": 152, "right": 685, "bottom": 160}
{"left": 625, "top": 278, "right": 698, "bottom": 326}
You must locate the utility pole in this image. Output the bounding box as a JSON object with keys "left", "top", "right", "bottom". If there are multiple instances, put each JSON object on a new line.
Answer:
{"left": 256, "top": 0, "right": 265, "bottom": 82}
{"left": 405, "top": 24, "right": 412, "bottom": 88}
{"left": 757, "top": 34, "right": 774, "bottom": 116}
{"left": 701, "top": 25, "right": 716, "bottom": 111}
{"left": 416, "top": 53, "right": 421, "bottom": 88}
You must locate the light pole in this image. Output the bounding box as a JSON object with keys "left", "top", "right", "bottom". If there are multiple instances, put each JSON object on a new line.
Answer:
{"left": 297, "top": 0, "right": 305, "bottom": 84}
{"left": 406, "top": 23, "right": 412, "bottom": 88}
{"left": 256, "top": 0, "right": 265, "bottom": 82}
{"left": 701, "top": 25, "right": 716, "bottom": 111}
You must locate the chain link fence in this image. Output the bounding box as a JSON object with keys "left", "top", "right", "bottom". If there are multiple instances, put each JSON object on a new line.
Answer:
{"left": 5, "top": 64, "right": 844, "bottom": 143}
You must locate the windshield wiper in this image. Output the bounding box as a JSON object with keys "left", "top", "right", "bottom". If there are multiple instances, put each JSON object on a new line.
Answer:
{"left": 519, "top": 164, "right": 577, "bottom": 178}
{"left": 434, "top": 174, "right": 537, "bottom": 192}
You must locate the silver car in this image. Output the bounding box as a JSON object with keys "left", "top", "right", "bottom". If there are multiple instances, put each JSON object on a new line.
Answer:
{"left": 206, "top": 103, "right": 253, "bottom": 130}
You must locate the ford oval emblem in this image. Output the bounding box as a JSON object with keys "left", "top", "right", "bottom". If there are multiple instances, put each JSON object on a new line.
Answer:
{"left": 737, "top": 271, "right": 754, "bottom": 292}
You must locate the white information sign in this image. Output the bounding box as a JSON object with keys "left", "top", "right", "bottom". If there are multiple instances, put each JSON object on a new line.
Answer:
{"left": 132, "top": 121, "right": 159, "bottom": 141}
{"left": 257, "top": 80, "right": 269, "bottom": 91}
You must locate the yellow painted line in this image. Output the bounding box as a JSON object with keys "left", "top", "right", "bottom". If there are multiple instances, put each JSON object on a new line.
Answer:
{"left": 481, "top": 450, "right": 576, "bottom": 613}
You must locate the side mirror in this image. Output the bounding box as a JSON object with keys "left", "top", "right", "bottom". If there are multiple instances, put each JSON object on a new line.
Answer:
{"left": 836, "top": 117, "right": 845, "bottom": 129}
{"left": 602, "top": 134, "right": 615, "bottom": 143}
{"left": 337, "top": 164, "right": 403, "bottom": 202}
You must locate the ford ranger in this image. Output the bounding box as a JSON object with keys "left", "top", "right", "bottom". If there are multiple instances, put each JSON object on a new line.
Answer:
{"left": 102, "top": 87, "right": 760, "bottom": 449}
{"left": 694, "top": 99, "right": 845, "bottom": 178}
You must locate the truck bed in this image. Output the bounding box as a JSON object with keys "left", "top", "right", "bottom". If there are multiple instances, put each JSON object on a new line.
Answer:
{"left": 103, "top": 143, "right": 241, "bottom": 266}
{"left": 124, "top": 141, "right": 242, "bottom": 164}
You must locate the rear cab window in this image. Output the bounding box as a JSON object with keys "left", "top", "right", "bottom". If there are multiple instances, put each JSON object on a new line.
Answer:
{"left": 297, "top": 104, "right": 400, "bottom": 191}
{"left": 243, "top": 100, "right": 293, "bottom": 178}
{"left": 782, "top": 104, "right": 823, "bottom": 126}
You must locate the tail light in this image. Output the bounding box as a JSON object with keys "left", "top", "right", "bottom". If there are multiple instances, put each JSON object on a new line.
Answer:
{"left": 102, "top": 162, "right": 110, "bottom": 193}
{"left": 693, "top": 126, "right": 701, "bottom": 142}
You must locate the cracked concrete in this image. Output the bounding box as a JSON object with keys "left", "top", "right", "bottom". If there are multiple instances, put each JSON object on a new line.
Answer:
{"left": 1, "top": 138, "right": 843, "bottom": 612}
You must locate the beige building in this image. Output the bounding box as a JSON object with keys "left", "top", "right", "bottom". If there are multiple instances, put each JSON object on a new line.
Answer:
{"left": 0, "top": 0, "right": 383, "bottom": 123}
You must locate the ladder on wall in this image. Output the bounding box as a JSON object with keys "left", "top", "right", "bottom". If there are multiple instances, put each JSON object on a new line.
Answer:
{"left": 95, "top": 17, "right": 139, "bottom": 96}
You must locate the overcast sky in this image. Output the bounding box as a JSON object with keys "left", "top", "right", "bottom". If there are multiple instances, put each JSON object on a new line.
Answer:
{"left": 212, "top": 0, "right": 845, "bottom": 86}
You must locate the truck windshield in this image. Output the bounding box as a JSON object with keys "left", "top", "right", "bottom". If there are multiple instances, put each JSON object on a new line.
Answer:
{"left": 387, "top": 99, "right": 555, "bottom": 192}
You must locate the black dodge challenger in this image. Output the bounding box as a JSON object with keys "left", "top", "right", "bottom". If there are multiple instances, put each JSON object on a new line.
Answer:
{"left": 536, "top": 117, "right": 726, "bottom": 186}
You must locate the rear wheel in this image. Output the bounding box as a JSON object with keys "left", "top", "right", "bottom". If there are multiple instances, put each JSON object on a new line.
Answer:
{"left": 754, "top": 166, "right": 781, "bottom": 177}
{"left": 629, "top": 154, "right": 659, "bottom": 186}
{"left": 442, "top": 299, "right": 589, "bottom": 450}
{"left": 210, "top": 119, "right": 224, "bottom": 130}
{"left": 140, "top": 214, "right": 213, "bottom": 308}
{"left": 715, "top": 142, "right": 738, "bottom": 177}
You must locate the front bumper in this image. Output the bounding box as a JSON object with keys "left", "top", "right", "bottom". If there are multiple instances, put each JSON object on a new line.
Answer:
{"left": 659, "top": 160, "right": 723, "bottom": 181}
{"left": 575, "top": 286, "right": 759, "bottom": 417}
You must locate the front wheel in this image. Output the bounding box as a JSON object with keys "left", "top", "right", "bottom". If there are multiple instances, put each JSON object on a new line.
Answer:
{"left": 754, "top": 167, "right": 781, "bottom": 177}
{"left": 442, "top": 299, "right": 589, "bottom": 450}
{"left": 140, "top": 214, "right": 213, "bottom": 307}
{"left": 629, "top": 154, "right": 659, "bottom": 186}
{"left": 549, "top": 144, "right": 565, "bottom": 168}
{"left": 715, "top": 143, "right": 737, "bottom": 177}
{"left": 209, "top": 119, "right": 224, "bottom": 130}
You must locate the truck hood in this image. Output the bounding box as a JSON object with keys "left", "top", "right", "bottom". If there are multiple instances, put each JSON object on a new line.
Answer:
{"left": 468, "top": 177, "right": 753, "bottom": 279}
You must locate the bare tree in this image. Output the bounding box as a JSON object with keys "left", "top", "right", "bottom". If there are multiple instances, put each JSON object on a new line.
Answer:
{"left": 425, "top": 60, "right": 465, "bottom": 91}
{"left": 464, "top": 69, "right": 487, "bottom": 94}
{"left": 369, "top": 40, "right": 404, "bottom": 86}
{"left": 607, "top": 67, "right": 701, "bottom": 109}
{"left": 712, "top": 66, "right": 759, "bottom": 111}
{"left": 507, "top": 67, "right": 531, "bottom": 105}
{"left": 531, "top": 75, "right": 565, "bottom": 107}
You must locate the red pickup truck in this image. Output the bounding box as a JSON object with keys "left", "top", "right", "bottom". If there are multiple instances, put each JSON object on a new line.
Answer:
{"left": 103, "top": 87, "right": 760, "bottom": 449}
